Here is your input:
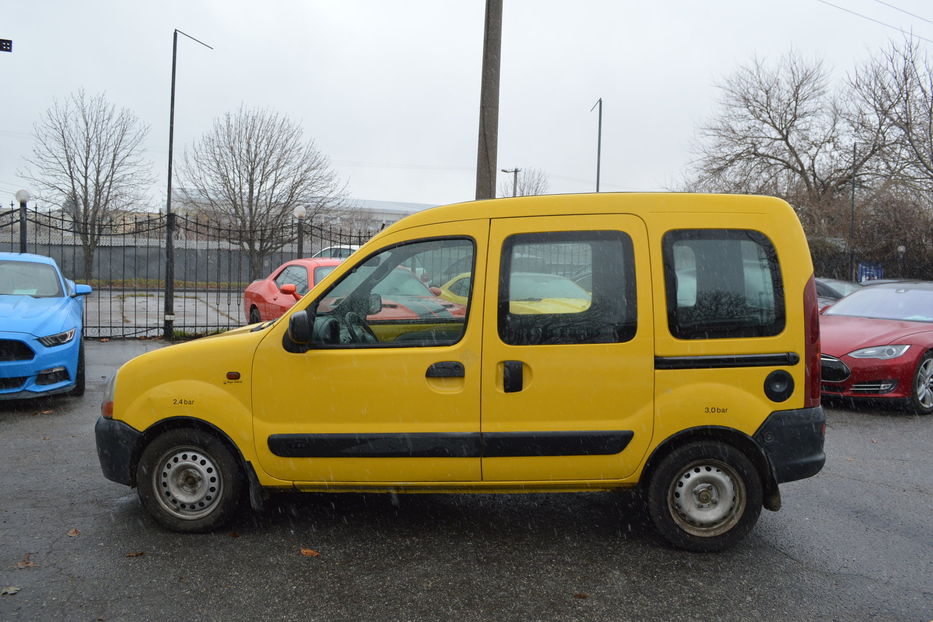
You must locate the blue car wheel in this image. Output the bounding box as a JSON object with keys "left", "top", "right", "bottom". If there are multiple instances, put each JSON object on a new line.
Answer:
{"left": 69, "top": 340, "right": 85, "bottom": 397}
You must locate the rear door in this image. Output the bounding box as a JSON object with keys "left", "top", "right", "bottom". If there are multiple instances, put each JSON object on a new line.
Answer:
{"left": 481, "top": 214, "right": 654, "bottom": 482}
{"left": 647, "top": 211, "right": 800, "bottom": 440}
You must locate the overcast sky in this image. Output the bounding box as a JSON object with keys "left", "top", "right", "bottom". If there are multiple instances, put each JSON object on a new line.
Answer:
{"left": 2, "top": 0, "right": 932, "bottom": 211}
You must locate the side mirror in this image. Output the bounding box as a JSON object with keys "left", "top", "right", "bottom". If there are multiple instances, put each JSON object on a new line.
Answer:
{"left": 74, "top": 284, "right": 93, "bottom": 296}
{"left": 280, "top": 283, "right": 301, "bottom": 299}
{"left": 429, "top": 286, "right": 442, "bottom": 296}
{"left": 288, "top": 310, "right": 312, "bottom": 345}
{"left": 368, "top": 293, "right": 383, "bottom": 315}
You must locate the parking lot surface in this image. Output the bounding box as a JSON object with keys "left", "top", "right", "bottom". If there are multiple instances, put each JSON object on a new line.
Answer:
{"left": 0, "top": 340, "right": 930, "bottom": 621}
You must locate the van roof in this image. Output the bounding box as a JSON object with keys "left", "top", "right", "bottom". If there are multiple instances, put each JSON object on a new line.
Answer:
{"left": 387, "top": 193, "right": 791, "bottom": 232}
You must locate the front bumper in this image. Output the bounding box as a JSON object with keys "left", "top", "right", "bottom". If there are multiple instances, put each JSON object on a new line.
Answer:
{"left": 0, "top": 331, "right": 80, "bottom": 399}
{"left": 754, "top": 406, "right": 826, "bottom": 483}
{"left": 95, "top": 417, "right": 143, "bottom": 487}
{"left": 820, "top": 353, "right": 914, "bottom": 400}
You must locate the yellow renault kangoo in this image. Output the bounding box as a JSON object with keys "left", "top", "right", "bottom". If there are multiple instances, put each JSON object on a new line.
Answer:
{"left": 96, "top": 193, "right": 825, "bottom": 552}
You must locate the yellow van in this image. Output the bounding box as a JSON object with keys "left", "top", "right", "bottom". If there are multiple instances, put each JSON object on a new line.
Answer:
{"left": 95, "top": 193, "right": 825, "bottom": 552}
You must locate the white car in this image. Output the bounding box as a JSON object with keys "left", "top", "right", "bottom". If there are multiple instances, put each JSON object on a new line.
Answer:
{"left": 311, "top": 245, "right": 359, "bottom": 259}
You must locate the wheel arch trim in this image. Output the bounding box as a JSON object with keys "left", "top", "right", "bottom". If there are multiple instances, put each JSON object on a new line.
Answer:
{"left": 133, "top": 416, "right": 266, "bottom": 509}
{"left": 640, "top": 425, "right": 781, "bottom": 512}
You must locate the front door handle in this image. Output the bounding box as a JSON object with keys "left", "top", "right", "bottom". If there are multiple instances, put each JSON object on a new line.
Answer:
{"left": 503, "top": 360, "right": 524, "bottom": 393}
{"left": 426, "top": 361, "right": 465, "bottom": 378}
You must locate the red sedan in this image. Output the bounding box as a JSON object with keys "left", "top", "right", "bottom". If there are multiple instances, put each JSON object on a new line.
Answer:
{"left": 820, "top": 281, "right": 933, "bottom": 414}
{"left": 243, "top": 258, "right": 341, "bottom": 324}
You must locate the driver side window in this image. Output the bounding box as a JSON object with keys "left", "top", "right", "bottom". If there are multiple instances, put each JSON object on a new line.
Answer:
{"left": 309, "top": 238, "right": 474, "bottom": 348}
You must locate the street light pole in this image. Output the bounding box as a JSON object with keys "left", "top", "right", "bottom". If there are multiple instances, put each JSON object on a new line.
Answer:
{"left": 294, "top": 205, "right": 307, "bottom": 258}
{"left": 848, "top": 143, "right": 857, "bottom": 281}
{"left": 501, "top": 168, "right": 520, "bottom": 197}
{"left": 591, "top": 98, "right": 602, "bottom": 192}
{"left": 164, "top": 28, "right": 212, "bottom": 341}
{"left": 15, "top": 189, "right": 30, "bottom": 253}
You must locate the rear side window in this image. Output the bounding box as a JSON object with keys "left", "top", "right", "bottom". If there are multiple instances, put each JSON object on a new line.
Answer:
{"left": 498, "top": 231, "right": 636, "bottom": 345}
{"left": 663, "top": 229, "right": 784, "bottom": 339}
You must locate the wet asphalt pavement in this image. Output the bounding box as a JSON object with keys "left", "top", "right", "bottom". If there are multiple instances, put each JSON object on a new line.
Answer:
{"left": 0, "top": 340, "right": 930, "bottom": 621}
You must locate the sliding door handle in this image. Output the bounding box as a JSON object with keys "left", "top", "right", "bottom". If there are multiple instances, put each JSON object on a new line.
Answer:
{"left": 503, "top": 360, "right": 524, "bottom": 393}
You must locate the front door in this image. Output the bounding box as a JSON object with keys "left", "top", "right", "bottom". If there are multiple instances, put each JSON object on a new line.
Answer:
{"left": 481, "top": 214, "right": 654, "bottom": 482}
{"left": 252, "top": 222, "right": 487, "bottom": 484}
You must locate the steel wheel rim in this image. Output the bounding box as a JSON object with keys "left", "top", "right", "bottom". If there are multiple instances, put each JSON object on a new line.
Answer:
{"left": 153, "top": 445, "right": 223, "bottom": 520}
{"left": 917, "top": 358, "right": 933, "bottom": 409}
{"left": 667, "top": 459, "right": 746, "bottom": 537}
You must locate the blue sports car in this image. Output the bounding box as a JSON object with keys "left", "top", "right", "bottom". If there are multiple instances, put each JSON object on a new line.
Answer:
{"left": 0, "top": 252, "right": 92, "bottom": 399}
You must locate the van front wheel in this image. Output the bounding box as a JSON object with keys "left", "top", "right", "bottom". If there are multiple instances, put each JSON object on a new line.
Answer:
{"left": 137, "top": 429, "right": 243, "bottom": 532}
{"left": 647, "top": 442, "right": 762, "bottom": 552}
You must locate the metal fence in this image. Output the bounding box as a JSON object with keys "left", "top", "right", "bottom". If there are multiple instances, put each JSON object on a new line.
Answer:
{"left": 0, "top": 206, "right": 378, "bottom": 339}
{"left": 2, "top": 205, "right": 927, "bottom": 339}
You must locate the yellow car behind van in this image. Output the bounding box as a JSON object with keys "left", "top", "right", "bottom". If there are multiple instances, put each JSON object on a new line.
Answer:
{"left": 95, "top": 193, "right": 825, "bottom": 552}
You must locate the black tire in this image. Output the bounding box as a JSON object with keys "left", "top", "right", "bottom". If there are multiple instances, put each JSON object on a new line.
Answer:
{"left": 908, "top": 352, "right": 933, "bottom": 415}
{"left": 646, "top": 442, "right": 762, "bottom": 552}
{"left": 249, "top": 306, "right": 262, "bottom": 324}
{"left": 69, "top": 340, "right": 85, "bottom": 397}
{"left": 136, "top": 428, "right": 244, "bottom": 532}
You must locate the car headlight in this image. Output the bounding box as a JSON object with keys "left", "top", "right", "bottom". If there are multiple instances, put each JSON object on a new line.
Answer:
{"left": 38, "top": 328, "right": 76, "bottom": 347}
{"left": 847, "top": 345, "right": 911, "bottom": 359}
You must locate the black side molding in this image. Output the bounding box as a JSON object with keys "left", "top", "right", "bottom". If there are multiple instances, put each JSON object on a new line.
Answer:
{"left": 655, "top": 352, "right": 800, "bottom": 370}
{"left": 268, "top": 430, "right": 634, "bottom": 459}
{"left": 483, "top": 430, "right": 633, "bottom": 457}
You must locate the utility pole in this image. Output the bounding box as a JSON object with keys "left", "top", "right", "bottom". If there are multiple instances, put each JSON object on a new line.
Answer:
{"left": 501, "top": 168, "right": 521, "bottom": 197}
{"left": 474, "top": 0, "right": 503, "bottom": 200}
{"left": 590, "top": 98, "right": 602, "bottom": 192}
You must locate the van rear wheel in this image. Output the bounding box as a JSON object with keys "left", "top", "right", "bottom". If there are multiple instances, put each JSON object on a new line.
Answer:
{"left": 647, "top": 442, "right": 762, "bottom": 552}
{"left": 136, "top": 428, "right": 243, "bottom": 532}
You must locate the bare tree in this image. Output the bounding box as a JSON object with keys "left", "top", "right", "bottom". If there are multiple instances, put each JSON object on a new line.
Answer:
{"left": 497, "top": 168, "right": 550, "bottom": 197}
{"left": 852, "top": 40, "right": 933, "bottom": 196}
{"left": 178, "top": 106, "right": 345, "bottom": 279}
{"left": 690, "top": 52, "right": 892, "bottom": 236}
{"left": 23, "top": 90, "right": 153, "bottom": 279}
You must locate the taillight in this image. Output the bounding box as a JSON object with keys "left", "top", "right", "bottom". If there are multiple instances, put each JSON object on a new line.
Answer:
{"left": 802, "top": 275, "right": 821, "bottom": 408}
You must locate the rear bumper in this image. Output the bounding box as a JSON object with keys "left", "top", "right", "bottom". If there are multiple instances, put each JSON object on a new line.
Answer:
{"left": 95, "top": 417, "right": 142, "bottom": 487}
{"left": 754, "top": 406, "right": 826, "bottom": 483}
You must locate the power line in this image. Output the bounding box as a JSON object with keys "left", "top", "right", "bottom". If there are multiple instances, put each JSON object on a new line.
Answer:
{"left": 815, "top": 0, "right": 933, "bottom": 44}
{"left": 869, "top": 0, "right": 933, "bottom": 26}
